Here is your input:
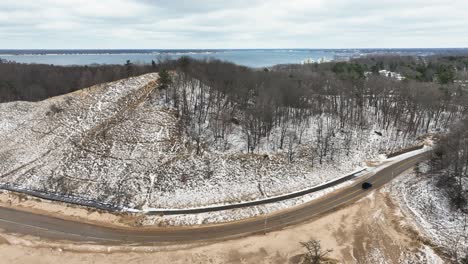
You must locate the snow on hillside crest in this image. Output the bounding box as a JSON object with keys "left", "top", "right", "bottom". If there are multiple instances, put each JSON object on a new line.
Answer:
{"left": 0, "top": 73, "right": 425, "bottom": 210}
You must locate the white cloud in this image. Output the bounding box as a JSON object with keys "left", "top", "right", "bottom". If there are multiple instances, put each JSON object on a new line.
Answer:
{"left": 0, "top": 0, "right": 467, "bottom": 48}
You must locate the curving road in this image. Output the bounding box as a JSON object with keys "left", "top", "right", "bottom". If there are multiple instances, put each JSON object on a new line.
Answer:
{"left": 0, "top": 151, "right": 430, "bottom": 245}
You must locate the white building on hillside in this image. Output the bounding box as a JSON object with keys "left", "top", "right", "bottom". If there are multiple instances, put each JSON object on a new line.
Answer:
{"left": 379, "top": 70, "right": 405, "bottom": 81}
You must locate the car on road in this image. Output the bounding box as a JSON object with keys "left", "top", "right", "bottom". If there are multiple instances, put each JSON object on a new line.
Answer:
{"left": 362, "top": 182, "right": 373, "bottom": 189}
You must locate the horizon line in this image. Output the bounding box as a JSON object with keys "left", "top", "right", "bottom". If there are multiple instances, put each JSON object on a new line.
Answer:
{"left": 1, "top": 47, "right": 468, "bottom": 50}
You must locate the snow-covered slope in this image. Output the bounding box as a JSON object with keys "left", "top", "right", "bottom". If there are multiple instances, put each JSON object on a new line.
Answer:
{"left": 0, "top": 73, "right": 425, "bottom": 210}
{"left": 386, "top": 163, "right": 468, "bottom": 261}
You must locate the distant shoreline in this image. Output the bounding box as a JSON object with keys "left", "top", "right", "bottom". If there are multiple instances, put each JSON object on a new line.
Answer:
{"left": 1, "top": 47, "right": 468, "bottom": 55}
{"left": 1, "top": 48, "right": 467, "bottom": 68}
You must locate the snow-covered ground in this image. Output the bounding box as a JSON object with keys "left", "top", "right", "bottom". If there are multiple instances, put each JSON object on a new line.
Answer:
{"left": 0, "top": 73, "right": 433, "bottom": 210}
{"left": 140, "top": 178, "right": 356, "bottom": 226}
{"left": 386, "top": 162, "right": 468, "bottom": 261}
{"left": 137, "top": 147, "right": 430, "bottom": 225}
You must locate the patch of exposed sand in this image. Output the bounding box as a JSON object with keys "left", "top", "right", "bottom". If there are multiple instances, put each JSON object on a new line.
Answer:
{"left": 0, "top": 190, "right": 143, "bottom": 228}
{"left": 0, "top": 190, "right": 446, "bottom": 264}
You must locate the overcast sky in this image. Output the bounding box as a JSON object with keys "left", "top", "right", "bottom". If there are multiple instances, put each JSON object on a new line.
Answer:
{"left": 0, "top": 0, "right": 467, "bottom": 49}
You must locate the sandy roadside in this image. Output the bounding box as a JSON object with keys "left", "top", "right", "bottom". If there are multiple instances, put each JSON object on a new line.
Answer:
{"left": 0, "top": 190, "right": 145, "bottom": 228}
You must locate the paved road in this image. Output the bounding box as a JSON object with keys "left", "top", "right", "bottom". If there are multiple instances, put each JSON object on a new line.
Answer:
{"left": 0, "top": 151, "right": 430, "bottom": 245}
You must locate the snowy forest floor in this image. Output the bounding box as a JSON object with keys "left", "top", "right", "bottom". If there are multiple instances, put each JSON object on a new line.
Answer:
{"left": 385, "top": 163, "right": 468, "bottom": 262}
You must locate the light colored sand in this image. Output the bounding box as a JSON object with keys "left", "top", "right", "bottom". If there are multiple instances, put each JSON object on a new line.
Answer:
{"left": 0, "top": 190, "right": 144, "bottom": 228}
{"left": 0, "top": 189, "right": 446, "bottom": 264}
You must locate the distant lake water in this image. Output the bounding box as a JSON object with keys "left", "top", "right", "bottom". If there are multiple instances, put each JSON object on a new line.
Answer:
{"left": 0, "top": 49, "right": 464, "bottom": 68}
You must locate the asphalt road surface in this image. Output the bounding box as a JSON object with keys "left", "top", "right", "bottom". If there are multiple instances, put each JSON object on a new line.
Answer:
{"left": 0, "top": 151, "right": 430, "bottom": 245}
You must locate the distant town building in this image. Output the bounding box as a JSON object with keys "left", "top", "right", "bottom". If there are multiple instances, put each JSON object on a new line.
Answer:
{"left": 378, "top": 70, "right": 405, "bottom": 81}
{"left": 301, "top": 58, "right": 315, "bottom": 64}
{"left": 364, "top": 70, "right": 406, "bottom": 81}
{"left": 333, "top": 55, "right": 351, "bottom": 62}
{"left": 301, "top": 57, "right": 330, "bottom": 65}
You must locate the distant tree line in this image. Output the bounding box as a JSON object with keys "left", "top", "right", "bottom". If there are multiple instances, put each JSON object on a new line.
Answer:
{"left": 0, "top": 59, "right": 159, "bottom": 102}
{"left": 353, "top": 55, "right": 468, "bottom": 84}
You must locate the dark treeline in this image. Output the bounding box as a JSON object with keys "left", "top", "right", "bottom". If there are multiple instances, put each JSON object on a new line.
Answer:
{"left": 429, "top": 118, "right": 468, "bottom": 262}
{"left": 431, "top": 119, "right": 468, "bottom": 212}
{"left": 154, "top": 57, "right": 467, "bottom": 161}
{"left": 0, "top": 59, "right": 159, "bottom": 102}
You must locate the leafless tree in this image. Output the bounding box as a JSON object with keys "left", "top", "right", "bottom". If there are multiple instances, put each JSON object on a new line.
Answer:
{"left": 300, "top": 238, "right": 333, "bottom": 264}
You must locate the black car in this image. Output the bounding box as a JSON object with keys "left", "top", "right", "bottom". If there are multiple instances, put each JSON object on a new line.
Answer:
{"left": 362, "top": 182, "right": 373, "bottom": 189}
